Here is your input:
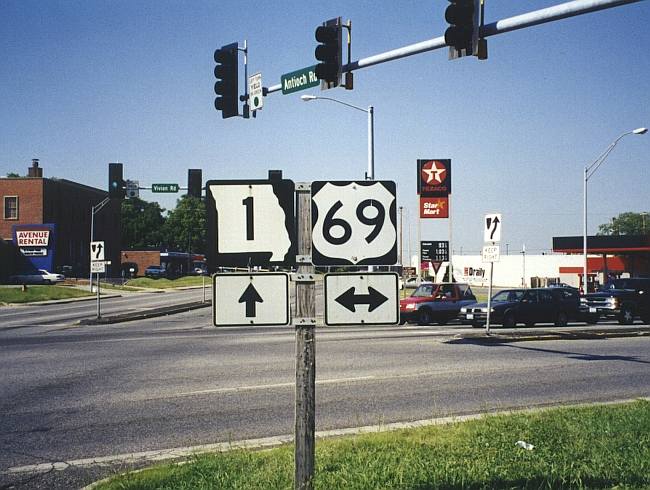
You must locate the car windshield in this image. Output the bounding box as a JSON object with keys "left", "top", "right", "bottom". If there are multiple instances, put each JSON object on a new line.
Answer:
{"left": 411, "top": 284, "right": 436, "bottom": 297}
{"left": 491, "top": 290, "right": 524, "bottom": 302}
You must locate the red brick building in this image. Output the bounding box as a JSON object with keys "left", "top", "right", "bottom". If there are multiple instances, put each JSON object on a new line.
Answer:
{"left": 1, "top": 160, "right": 121, "bottom": 277}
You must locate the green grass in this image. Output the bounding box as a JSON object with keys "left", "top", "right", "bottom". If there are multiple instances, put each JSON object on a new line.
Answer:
{"left": 125, "top": 276, "right": 207, "bottom": 289}
{"left": 0, "top": 285, "right": 93, "bottom": 304}
{"left": 96, "top": 400, "right": 650, "bottom": 489}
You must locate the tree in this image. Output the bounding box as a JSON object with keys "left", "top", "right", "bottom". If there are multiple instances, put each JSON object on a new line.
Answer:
{"left": 121, "top": 197, "right": 166, "bottom": 249}
{"left": 6, "top": 172, "right": 20, "bottom": 178}
{"left": 163, "top": 196, "right": 206, "bottom": 253}
{"left": 597, "top": 212, "right": 650, "bottom": 236}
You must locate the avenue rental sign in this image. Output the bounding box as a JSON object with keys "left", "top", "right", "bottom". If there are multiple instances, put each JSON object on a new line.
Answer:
{"left": 281, "top": 65, "right": 319, "bottom": 95}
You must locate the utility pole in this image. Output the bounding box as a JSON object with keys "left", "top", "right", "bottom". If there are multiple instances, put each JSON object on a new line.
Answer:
{"left": 294, "top": 183, "right": 316, "bottom": 490}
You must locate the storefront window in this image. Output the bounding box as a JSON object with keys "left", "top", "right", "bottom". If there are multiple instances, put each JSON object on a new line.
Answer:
{"left": 3, "top": 196, "right": 18, "bottom": 219}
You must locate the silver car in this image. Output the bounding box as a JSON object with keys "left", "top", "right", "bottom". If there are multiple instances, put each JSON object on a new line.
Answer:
{"left": 10, "top": 269, "right": 65, "bottom": 285}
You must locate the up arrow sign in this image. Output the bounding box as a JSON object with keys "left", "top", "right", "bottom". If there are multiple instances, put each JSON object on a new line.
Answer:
{"left": 335, "top": 287, "right": 388, "bottom": 313}
{"left": 213, "top": 273, "right": 290, "bottom": 327}
{"left": 238, "top": 283, "right": 264, "bottom": 317}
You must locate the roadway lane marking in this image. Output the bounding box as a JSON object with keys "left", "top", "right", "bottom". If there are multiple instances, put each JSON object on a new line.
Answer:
{"left": 5, "top": 397, "right": 648, "bottom": 479}
{"left": 167, "top": 376, "right": 378, "bottom": 398}
{"left": 156, "top": 372, "right": 462, "bottom": 400}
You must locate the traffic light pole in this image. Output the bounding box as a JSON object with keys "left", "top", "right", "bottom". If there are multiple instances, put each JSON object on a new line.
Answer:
{"left": 264, "top": 0, "right": 642, "bottom": 95}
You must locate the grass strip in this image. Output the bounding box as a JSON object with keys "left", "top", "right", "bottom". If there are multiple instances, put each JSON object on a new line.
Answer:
{"left": 0, "top": 285, "right": 93, "bottom": 304}
{"left": 125, "top": 276, "right": 207, "bottom": 289}
{"left": 96, "top": 400, "right": 649, "bottom": 489}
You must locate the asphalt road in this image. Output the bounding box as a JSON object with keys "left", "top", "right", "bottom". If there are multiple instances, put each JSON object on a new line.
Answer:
{"left": 1, "top": 306, "right": 649, "bottom": 489}
{"left": 0, "top": 287, "right": 209, "bottom": 332}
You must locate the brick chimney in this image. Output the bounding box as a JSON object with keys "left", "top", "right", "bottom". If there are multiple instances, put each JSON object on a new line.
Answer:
{"left": 28, "top": 159, "right": 43, "bottom": 177}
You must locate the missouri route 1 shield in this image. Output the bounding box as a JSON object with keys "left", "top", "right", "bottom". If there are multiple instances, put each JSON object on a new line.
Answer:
{"left": 206, "top": 179, "right": 296, "bottom": 268}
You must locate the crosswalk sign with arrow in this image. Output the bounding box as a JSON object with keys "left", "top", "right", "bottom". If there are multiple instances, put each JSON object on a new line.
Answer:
{"left": 213, "top": 273, "right": 290, "bottom": 326}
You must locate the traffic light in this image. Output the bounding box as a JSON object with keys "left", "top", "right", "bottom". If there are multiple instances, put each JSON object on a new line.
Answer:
{"left": 213, "top": 42, "right": 239, "bottom": 118}
{"left": 314, "top": 17, "right": 342, "bottom": 87}
{"left": 188, "top": 169, "right": 202, "bottom": 198}
{"left": 444, "top": 0, "right": 479, "bottom": 59}
{"left": 108, "top": 163, "right": 125, "bottom": 199}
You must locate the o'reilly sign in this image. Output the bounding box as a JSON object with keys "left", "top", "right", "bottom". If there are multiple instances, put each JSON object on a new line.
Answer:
{"left": 281, "top": 65, "right": 319, "bottom": 95}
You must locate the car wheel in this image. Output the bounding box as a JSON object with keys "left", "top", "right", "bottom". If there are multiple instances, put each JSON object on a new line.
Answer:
{"left": 437, "top": 316, "right": 448, "bottom": 326}
{"left": 586, "top": 314, "right": 599, "bottom": 325}
{"left": 525, "top": 322, "right": 535, "bottom": 328}
{"left": 618, "top": 305, "right": 635, "bottom": 325}
{"left": 502, "top": 312, "right": 516, "bottom": 328}
{"left": 471, "top": 322, "right": 483, "bottom": 328}
{"left": 641, "top": 314, "right": 650, "bottom": 325}
{"left": 417, "top": 308, "right": 433, "bottom": 326}
{"left": 554, "top": 312, "right": 568, "bottom": 327}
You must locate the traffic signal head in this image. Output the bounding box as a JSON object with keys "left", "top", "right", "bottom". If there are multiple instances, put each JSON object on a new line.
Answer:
{"left": 108, "top": 163, "right": 125, "bottom": 199}
{"left": 444, "top": 0, "right": 479, "bottom": 58}
{"left": 188, "top": 169, "right": 202, "bottom": 198}
{"left": 314, "top": 18, "right": 342, "bottom": 87}
{"left": 213, "top": 42, "right": 239, "bottom": 118}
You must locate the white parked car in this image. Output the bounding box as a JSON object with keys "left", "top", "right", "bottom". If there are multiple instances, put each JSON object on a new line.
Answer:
{"left": 10, "top": 269, "right": 65, "bottom": 285}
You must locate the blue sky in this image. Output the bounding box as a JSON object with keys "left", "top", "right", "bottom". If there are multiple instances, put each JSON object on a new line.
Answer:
{"left": 1, "top": 0, "right": 648, "bottom": 256}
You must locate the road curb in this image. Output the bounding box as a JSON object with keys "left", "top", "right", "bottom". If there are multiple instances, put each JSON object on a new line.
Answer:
{"left": 77, "top": 301, "right": 211, "bottom": 325}
{"left": 448, "top": 326, "right": 650, "bottom": 343}
{"left": 2, "top": 293, "right": 123, "bottom": 307}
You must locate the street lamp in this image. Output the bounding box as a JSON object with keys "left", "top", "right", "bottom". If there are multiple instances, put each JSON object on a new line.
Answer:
{"left": 583, "top": 127, "right": 647, "bottom": 293}
{"left": 300, "top": 95, "right": 374, "bottom": 181}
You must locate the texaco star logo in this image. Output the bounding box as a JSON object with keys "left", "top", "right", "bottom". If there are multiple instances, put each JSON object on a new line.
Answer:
{"left": 420, "top": 160, "right": 447, "bottom": 185}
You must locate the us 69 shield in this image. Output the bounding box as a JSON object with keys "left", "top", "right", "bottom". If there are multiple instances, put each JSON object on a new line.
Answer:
{"left": 311, "top": 181, "right": 397, "bottom": 266}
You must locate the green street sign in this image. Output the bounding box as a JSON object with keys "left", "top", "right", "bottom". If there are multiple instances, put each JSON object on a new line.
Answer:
{"left": 281, "top": 65, "right": 319, "bottom": 95}
{"left": 152, "top": 183, "right": 179, "bottom": 193}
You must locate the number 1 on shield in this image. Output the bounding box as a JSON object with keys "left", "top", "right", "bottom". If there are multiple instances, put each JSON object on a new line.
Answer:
{"left": 242, "top": 196, "right": 254, "bottom": 240}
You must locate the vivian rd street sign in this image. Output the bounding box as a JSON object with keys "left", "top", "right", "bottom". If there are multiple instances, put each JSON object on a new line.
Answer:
{"left": 324, "top": 273, "right": 399, "bottom": 326}
{"left": 311, "top": 181, "right": 397, "bottom": 266}
{"left": 152, "top": 183, "right": 179, "bottom": 193}
{"left": 213, "top": 273, "right": 290, "bottom": 326}
{"left": 206, "top": 179, "right": 296, "bottom": 268}
{"left": 281, "top": 65, "right": 319, "bottom": 95}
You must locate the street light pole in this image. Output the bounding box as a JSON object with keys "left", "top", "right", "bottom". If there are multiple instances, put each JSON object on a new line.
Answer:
{"left": 301, "top": 95, "right": 376, "bottom": 272}
{"left": 300, "top": 95, "right": 374, "bottom": 180}
{"left": 583, "top": 127, "right": 647, "bottom": 293}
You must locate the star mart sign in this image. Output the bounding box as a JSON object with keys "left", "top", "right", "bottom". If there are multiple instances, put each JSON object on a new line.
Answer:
{"left": 420, "top": 197, "right": 449, "bottom": 219}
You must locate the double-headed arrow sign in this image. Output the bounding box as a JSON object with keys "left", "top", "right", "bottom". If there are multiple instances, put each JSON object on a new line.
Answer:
{"left": 335, "top": 286, "right": 387, "bottom": 313}
{"left": 324, "top": 273, "right": 399, "bottom": 326}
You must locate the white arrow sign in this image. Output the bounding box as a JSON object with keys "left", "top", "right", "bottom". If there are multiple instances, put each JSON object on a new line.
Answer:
{"left": 324, "top": 273, "right": 399, "bottom": 326}
{"left": 90, "top": 241, "right": 105, "bottom": 261}
{"left": 484, "top": 213, "right": 502, "bottom": 243}
{"left": 213, "top": 273, "right": 290, "bottom": 326}
{"left": 311, "top": 181, "right": 397, "bottom": 266}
